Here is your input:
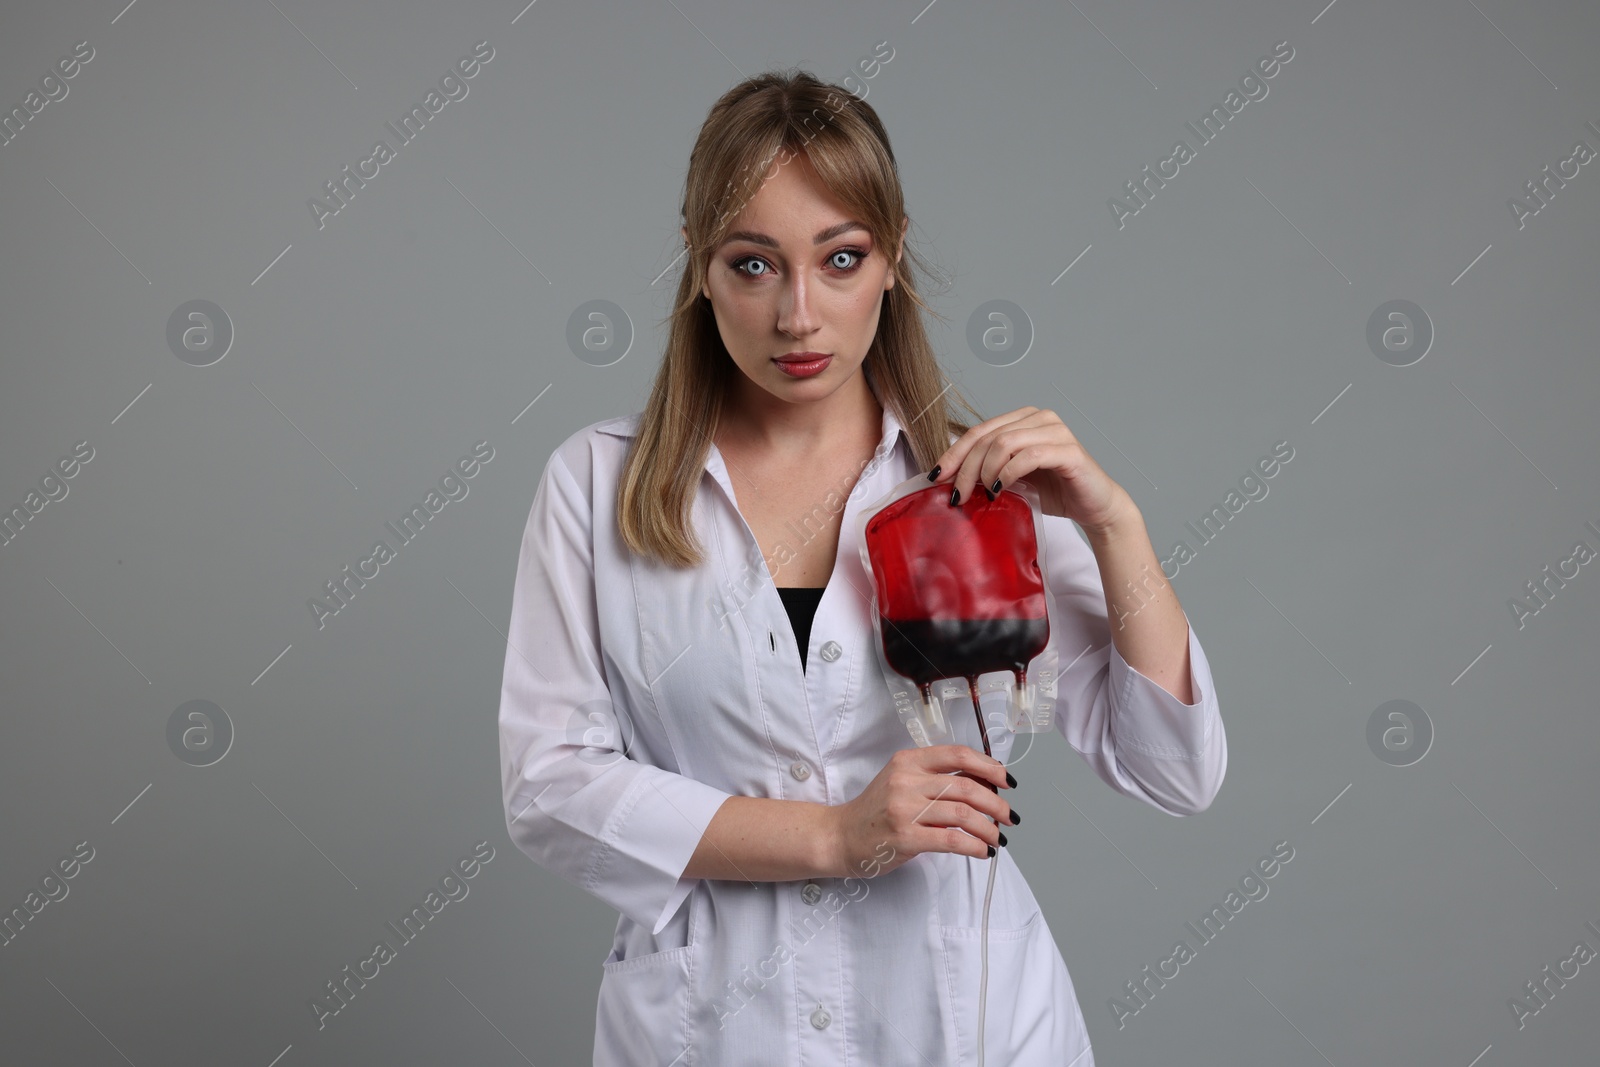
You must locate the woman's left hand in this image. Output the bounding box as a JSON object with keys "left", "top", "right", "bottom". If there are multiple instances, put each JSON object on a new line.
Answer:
{"left": 929, "top": 407, "right": 1130, "bottom": 533}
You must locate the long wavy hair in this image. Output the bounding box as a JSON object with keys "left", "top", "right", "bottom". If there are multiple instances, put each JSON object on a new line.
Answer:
{"left": 618, "top": 68, "right": 985, "bottom": 568}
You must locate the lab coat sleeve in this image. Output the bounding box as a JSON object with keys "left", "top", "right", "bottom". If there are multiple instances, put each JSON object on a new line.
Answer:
{"left": 1042, "top": 512, "right": 1227, "bottom": 816}
{"left": 499, "top": 449, "right": 734, "bottom": 935}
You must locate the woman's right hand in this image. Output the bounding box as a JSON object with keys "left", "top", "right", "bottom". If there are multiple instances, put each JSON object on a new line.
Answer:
{"left": 829, "top": 745, "right": 1016, "bottom": 879}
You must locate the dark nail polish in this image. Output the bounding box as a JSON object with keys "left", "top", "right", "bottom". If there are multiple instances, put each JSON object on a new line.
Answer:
{"left": 949, "top": 486, "right": 960, "bottom": 506}
{"left": 1005, "top": 772, "right": 1017, "bottom": 789}
{"left": 998, "top": 831, "right": 1008, "bottom": 848}
{"left": 987, "top": 844, "right": 996, "bottom": 858}
{"left": 927, "top": 464, "right": 941, "bottom": 481}
{"left": 1010, "top": 808, "right": 1021, "bottom": 826}
{"left": 983, "top": 483, "right": 995, "bottom": 501}
{"left": 991, "top": 478, "right": 1003, "bottom": 496}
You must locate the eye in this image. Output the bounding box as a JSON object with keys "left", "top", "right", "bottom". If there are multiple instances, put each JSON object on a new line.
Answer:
{"left": 829, "top": 247, "right": 868, "bottom": 271}
{"left": 730, "top": 255, "right": 773, "bottom": 278}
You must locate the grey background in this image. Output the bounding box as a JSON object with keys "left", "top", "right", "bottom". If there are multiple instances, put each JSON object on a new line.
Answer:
{"left": 2, "top": 0, "right": 1596, "bottom": 1063}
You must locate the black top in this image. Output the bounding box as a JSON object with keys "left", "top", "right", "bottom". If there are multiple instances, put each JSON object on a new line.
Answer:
{"left": 775, "top": 585, "right": 826, "bottom": 670}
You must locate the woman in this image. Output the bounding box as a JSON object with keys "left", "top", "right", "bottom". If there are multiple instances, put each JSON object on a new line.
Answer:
{"left": 498, "top": 69, "right": 1227, "bottom": 1066}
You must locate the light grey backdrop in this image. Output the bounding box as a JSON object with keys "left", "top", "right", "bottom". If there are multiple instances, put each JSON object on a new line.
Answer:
{"left": 3, "top": 0, "right": 1597, "bottom": 1063}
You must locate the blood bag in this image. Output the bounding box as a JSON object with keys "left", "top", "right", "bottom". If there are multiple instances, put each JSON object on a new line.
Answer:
{"left": 854, "top": 473, "right": 1061, "bottom": 750}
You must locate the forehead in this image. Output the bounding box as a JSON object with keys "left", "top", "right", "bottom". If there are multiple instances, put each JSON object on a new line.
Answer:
{"left": 724, "top": 151, "right": 859, "bottom": 236}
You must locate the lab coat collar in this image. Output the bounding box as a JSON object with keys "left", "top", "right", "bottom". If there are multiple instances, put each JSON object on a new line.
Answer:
{"left": 595, "top": 396, "right": 909, "bottom": 522}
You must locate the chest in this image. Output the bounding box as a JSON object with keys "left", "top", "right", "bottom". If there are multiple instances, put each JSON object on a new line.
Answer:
{"left": 594, "top": 432, "right": 968, "bottom": 802}
{"left": 721, "top": 450, "right": 875, "bottom": 588}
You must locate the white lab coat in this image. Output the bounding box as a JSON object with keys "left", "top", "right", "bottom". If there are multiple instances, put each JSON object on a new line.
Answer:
{"left": 498, "top": 392, "right": 1227, "bottom": 1066}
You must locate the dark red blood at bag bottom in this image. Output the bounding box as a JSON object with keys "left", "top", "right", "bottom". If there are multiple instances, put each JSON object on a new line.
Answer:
{"left": 864, "top": 483, "right": 1051, "bottom": 695}
{"left": 878, "top": 616, "right": 1049, "bottom": 687}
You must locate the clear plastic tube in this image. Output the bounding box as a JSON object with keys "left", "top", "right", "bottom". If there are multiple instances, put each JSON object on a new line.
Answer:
{"left": 978, "top": 830, "right": 999, "bottom": 1066}
{"left": 966, "top": 675, "right": 1003, "bottom": 1067}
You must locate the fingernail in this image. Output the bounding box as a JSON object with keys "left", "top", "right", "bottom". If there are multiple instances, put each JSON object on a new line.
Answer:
{"left": 983, "top": 483, "right": 995, "bottom": 501}
{"left": 987, "top": 844, "right": 996, "bottom": 858}
{"left": 991, "top": 478, "right": 1002, "bottom": 496}
{"left": 949, "top": 486, "right": 960, "bottom": 506}
{"left": 927, "top": 464, "right": 941, "bottom": 481}
{"left": 998, "top": 831, "right": 1008, "bottom": 848}
{"left": 1005, "top": 772, "right": 1017, "bottom": 789}
{"left": 1010, "top": 808, "right": 1021, "bottom": 826}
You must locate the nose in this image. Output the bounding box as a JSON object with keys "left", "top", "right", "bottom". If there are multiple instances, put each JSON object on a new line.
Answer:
{"left": 776, "top": 271, "right": 818, "bottom": 338}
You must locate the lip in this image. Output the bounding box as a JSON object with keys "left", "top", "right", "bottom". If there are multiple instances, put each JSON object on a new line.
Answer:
{"left": 773, "top": 352, "right": 832, "bottom": 378}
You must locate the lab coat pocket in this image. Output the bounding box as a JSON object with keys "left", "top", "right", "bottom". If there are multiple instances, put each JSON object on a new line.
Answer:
{"left": 596, "top": 942, "right": 693, "bottom": 1065}
{"left": 939, "top": 910, "right": 1068, "bottom": 1066}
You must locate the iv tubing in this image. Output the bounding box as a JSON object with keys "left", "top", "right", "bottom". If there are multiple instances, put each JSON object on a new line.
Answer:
{"left": 978, "top": 826, "right": 999, "bottom": 1066}
{"left": 967, "top": 675, "right": 1002, "bottom": 1067}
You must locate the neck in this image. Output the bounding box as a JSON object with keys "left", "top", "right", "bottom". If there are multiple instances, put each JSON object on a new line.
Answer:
{"left": 717, "top": 369, "right": 882, "bottom": 458}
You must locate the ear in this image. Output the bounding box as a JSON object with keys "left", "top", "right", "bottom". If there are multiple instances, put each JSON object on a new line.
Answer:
{"left": 885, "top": 215, "right": 908, "bottom": 292}
{"left": 682, "top": 225, "right": 710, "bottom": 301}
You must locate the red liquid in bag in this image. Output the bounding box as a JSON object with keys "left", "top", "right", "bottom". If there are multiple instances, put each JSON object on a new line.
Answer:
{"left": 864, "top": 484, "right": 1051, "bottom": 767}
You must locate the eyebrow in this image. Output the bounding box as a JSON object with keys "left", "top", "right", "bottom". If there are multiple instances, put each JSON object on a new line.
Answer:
{"left": 720, "top": 221, "right": 868, "bottom": 250}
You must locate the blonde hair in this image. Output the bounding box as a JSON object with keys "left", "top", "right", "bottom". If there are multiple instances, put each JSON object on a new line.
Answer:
{"left": 618, "top": 68, "right": 985, "bottom": 568}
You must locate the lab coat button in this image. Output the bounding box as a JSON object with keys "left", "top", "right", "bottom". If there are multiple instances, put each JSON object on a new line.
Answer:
{"left": 789, "top": 760, "right": 811, "bottom": 781}
{"left": 801, "top": 881, "right": 822, "bottom": 905}
{"left": 810, "top": 1004, "right": 832, "bottom": 1029}
{"left": 819, "top": 640, "right": 843, "bottom": 662}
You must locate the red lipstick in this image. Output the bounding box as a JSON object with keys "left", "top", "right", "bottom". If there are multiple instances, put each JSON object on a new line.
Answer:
{"left": 773, "top": 352, "right": 832, "bottom": 378}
